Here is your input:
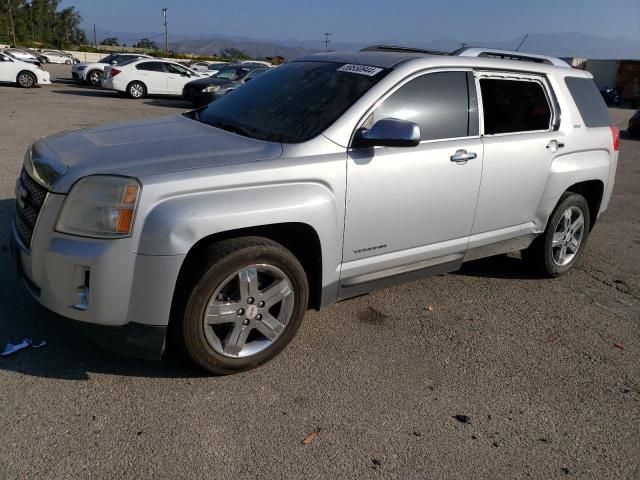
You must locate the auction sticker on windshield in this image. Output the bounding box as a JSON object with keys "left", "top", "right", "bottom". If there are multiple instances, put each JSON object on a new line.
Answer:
{"left": 337, "top": 64, "right": 384, "bottom": 76}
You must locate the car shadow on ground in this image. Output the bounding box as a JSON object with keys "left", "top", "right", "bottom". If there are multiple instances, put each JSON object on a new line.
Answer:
{"left": 0, "top": 198, "right": 206, "bottom": 380}
{"left": 455, "top": 253, "right": 547, "bottom": 280}
{"left": 50, "top": 88, "right": 118, "bottom": 98}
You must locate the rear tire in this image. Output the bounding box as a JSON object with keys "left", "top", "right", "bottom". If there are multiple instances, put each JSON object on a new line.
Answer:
{"left": 65, "top": 59, "right": 72, "bottom": 65}
{"left": 523, "top": 192, "right": 590, "bottom": 277}
{"left": 127, "top": 81, "right": 146, "bottom": 99}
{"left": 16, "top": 71, "right": 36, "bottom": 88}
{"left": 174, "top": 237, "right": 309, "bottom": 375}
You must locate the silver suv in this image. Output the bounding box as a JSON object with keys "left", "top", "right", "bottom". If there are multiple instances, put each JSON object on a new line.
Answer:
{"left": 12, "top": 47, "right": 619, "bottom": 374}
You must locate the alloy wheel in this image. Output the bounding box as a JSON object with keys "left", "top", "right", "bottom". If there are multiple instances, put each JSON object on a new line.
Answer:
{"left": 18, "top": 73, "right": 34, "bottom": 87}
{"left": 552, "top": 206, "right": 585, "bottom": 266}
{"left": 129, "top": 84, "right": 144, "bottom": 98}
{"left": 203, "top": 264, "right": 294, "bottom": 358}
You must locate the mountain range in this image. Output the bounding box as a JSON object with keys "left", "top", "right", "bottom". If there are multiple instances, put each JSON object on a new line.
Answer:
{"left": 92, "top": 30, "right": 640, "bottom": 60}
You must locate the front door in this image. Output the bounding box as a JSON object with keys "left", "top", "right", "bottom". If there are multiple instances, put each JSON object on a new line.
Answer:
{"left": 341, "top": 70, "right": 483, "bottom": 292}
{"left": 135, "top": 61, "right": 168, "bottom": 94}
{"left": 165, "top": 63, "right": 195, "bottom": 95}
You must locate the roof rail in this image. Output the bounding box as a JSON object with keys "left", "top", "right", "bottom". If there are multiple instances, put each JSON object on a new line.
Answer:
{"left": 360, "top": 45, "right": 449, "bottom": 56}
{"left": 454, "top": 47, "right": 571, "bottom": 68}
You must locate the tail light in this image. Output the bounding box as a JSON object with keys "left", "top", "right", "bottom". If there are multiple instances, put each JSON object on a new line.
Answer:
{"left": 611, "top": 126, "right": 620, "bottom": 152}
{"left": 110, "top": 68, "right": 121, "bottom": 77}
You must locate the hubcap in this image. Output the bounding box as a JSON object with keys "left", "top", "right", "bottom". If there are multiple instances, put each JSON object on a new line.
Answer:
{"left": 90, "top": 71, "right": 101, "bottom": 84}
{"left": 130, "top": 84, "right": 144, "bottom": 97}
{"left": 203, "top": 264, "right": 294, "bottom": 358}
{"left": 552, "top": 206, "right": 585, "bottom": 266}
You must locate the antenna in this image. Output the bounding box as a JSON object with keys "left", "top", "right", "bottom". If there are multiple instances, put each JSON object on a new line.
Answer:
{"left": 516, "top": 33, "right": 528, "bottom": 52}
{"left": 324, "top": 32, "right": 332, "bottom": 52}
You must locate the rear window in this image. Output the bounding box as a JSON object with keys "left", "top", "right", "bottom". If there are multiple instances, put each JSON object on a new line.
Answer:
{"left": 565, "top": 77, "right": 611, "bottom": 127}
{"left": 480, "top": 78, "right": 552, "bottom": 134}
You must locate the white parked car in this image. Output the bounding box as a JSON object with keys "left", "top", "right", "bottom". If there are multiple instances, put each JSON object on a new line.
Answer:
{"left": 2, "top": 48, "right": 39, "bottom": 65}
{"left": 72, "top": 53, "right": 152, "bottom": 86}
{"left": 0, "top": 50, "right": 50, "bottom": 87}
{"left": 39, "top": 49, "right": 76, "bottom": 64}
{"left": 102, "top": 58, "right": 204, "bottom": 98}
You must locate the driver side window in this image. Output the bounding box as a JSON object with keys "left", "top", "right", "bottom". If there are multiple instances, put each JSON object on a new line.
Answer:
{"left": 368, "top": 71, "right": 476, "bottom": 141}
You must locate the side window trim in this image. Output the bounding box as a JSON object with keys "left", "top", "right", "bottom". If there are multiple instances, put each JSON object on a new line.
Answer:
{"left": 474, "top": 71, "right": 559, "bottom": 136}
{"left": 349, "top": 67, "right": 481, "bottom": 149}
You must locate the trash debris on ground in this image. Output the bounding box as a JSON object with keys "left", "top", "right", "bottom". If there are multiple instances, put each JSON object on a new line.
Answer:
{"left": 613, "top": 343, "right": 624, "bottom": 350}
{"left": 453, "top": 414, "right": 471, "bottom": 424}
{"left": 302, "top": 428, "right": 321, "bottom": 445}
{"left": 0, "top": 338, "right": 47, "bottom": 357}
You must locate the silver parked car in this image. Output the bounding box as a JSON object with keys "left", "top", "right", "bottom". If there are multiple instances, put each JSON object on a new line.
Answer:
{"left": 12, "top": 47, "right": 618, "bottom": 374}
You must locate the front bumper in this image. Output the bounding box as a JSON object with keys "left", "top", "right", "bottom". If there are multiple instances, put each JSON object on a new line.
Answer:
{"left": 182, "top": 88, "right": 219, "bottom": 105}
{"left": 11, "top": 193, "right": 185, "bottom": 360}
{"left": 37, "top": 71, "right": 51, "bottom": 85}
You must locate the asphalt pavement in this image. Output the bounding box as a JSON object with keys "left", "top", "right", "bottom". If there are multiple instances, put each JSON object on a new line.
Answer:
{"left": 0, "top": 64, "right": 638, "bottom": 479}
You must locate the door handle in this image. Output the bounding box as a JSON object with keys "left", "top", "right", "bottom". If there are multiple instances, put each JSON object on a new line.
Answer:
{"left": 546, "top": 140, "right": 565, "bottom": 152}
{"left": 450, "top": 149, "right": 477, "bottom": 164}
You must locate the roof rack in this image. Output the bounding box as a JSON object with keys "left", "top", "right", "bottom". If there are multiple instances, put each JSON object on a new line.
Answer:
{"left": 360, "top": 45, "right": 449, "bottom": 56}
{"left": 453, "top": 47, "right": 571, "bottom": 68}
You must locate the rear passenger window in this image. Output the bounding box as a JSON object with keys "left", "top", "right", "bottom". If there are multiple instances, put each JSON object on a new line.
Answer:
{"left": 565, "top": 77, "right": 610, "bottom": 127}
{"left": 370, "top": 71, "right": 474, "bottom": 141}
{"left": 480, "top": 78, "right": 551, "bottom": 134}
{"left": 137, "top": 62, "right": 165, "bottom": 72}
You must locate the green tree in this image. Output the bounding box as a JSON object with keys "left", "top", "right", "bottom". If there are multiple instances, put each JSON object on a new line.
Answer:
{"left": 0, "top": 0, "right": 86, "bottom": 48}
{"left": 134, "top": 37, "right": 158, "bottom": 50}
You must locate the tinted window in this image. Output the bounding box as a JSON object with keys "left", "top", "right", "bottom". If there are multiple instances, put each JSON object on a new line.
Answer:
{"left": 165, "top": 63, "right": 190, "bottom": 75}
{"left": 195, "top": 61, "right": 389, "bottom": 143}
{"left": 565, "top": 77, "right": 610, "bottom": 127}
{"left": 137, "top": 61, "right": 165, "bottom": 72}
{"left": 369, "top": 71, "right": 472, "bottom": 141}
{"left": 480, "top": 78, "right": 552, "bottom": 134}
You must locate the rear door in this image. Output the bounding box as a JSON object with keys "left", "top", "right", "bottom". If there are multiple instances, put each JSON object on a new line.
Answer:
{"left": 471, "top": 73, "right": 561, "bottom": 239}
{"left": 135, "top": 61, "right": 167, "bottom": 94}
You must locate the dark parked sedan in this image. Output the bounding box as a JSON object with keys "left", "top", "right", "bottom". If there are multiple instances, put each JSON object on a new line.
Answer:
{"left": 182, "top": 64, "right": 269, "bottom": 106}
{"left": 628, "top": 110, "right": 640, "bottom": 139}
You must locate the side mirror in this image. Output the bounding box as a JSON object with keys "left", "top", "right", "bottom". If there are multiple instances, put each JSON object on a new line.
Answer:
{"left": 354, "top": 118, "right": 421, "bottom": 148}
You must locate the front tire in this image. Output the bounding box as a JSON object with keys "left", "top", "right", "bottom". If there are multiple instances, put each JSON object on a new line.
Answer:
{"left": 127, "top": 81, "right": 146, "bottom": 99}
{"left": 523, "top": 192, "right": 590, "bottom": 277}
{"left": 87, "top": 69, "right": 102, "bottom": 86}
{"left": 16, "top": 71, "right": 36, "bottom": 88}
{"left": 175, "top": 237, "right": 309, "bottom": 375}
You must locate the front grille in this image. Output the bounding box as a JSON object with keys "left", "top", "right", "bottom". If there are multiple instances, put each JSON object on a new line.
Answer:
{"left": 15, "top": 168, "right": 49, "bottom": 247}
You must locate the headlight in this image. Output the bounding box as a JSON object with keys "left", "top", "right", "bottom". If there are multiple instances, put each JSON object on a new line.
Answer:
{"left": 202, "top": 85, "right": 220, "bottom": 93}
{"left": 56, "top": 176, "right": 141, "bottom": 238}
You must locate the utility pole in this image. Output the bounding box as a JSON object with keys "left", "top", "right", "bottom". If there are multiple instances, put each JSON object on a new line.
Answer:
{"left": 162, "top": 8, "right": 168, "bottom": 54}
{"left": 459, "top": 42, "right": 468, "bottom": 49}
{"left": 28, "top": 1, "right": 34, "bottom": 41}
{"left": 324, "top": 32, "right": 331, "bottom": 52}
{"left": 93, "top": 23, "right": 97, "bottom": 48}
{"left": 6, "top": 0, "right": 17, "bottom": 46}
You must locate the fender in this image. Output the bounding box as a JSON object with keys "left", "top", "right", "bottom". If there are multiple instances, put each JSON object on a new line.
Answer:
{"left": 535, "top": 149, "right": 611, "bottom": 230}
{"left": 135, "top": 180, "right": 343, "bottom": 301}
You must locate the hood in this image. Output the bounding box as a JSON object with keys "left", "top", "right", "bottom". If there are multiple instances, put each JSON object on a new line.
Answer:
{"left": 185, "top": 76, "right": 237, "bottom": 89}
{"left": 36, "top": 114, "right": 283, "bottom": 193}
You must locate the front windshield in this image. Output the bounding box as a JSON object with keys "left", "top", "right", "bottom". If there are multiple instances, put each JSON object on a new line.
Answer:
{"left": 194, "top": 61, "right": 389, "bottom": 143}
{"left": 213, "top": 67, "right": 248, "bottom": 81}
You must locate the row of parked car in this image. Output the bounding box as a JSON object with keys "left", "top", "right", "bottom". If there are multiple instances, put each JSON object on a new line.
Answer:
{"left": 69, "top": 52, "right": 273, "bottom": 105}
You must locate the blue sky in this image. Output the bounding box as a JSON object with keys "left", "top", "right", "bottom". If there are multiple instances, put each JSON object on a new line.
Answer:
{"left": 62, "top": 0, "right": 640, "bottom": 43}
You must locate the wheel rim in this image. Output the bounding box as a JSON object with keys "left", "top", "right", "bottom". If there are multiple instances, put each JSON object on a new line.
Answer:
{"left": 130, "top": 84, "right": 144, "bottom": 98}
{"left": 552, "top": 206, "right": 585, "bottom": 266}
{"left": 203, "top": 264, "right": 295, "bottom": 358}
{"left": 18, "top": 73, "right": 34, "bottom": 87}
{"left": 89, "top": 71, "right": 101, "bottom": 84}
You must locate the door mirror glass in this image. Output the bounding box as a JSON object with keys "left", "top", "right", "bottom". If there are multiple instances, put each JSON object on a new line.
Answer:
{"left": 355, "top": 118, "right": 421, "bottom": 148}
